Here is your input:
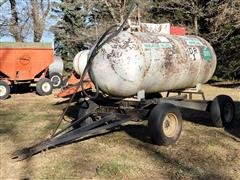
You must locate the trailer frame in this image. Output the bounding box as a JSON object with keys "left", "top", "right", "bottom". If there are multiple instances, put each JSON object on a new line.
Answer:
{"left": 12, "top": 89, "right": 235, "bottom": 161}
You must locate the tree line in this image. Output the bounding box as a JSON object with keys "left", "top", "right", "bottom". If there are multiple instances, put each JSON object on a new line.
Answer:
{"left": 1, "top": 0, "right": 240, "bottom": 80}
{"left": 0, "top": 0, "right": 50, "bottom": 42}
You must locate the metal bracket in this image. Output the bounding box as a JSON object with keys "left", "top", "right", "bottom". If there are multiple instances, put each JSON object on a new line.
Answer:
{"left": 166, "top": 84, "right": 205, "bottom": 100}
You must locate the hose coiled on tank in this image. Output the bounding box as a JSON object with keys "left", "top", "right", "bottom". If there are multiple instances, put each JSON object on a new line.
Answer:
{"left": 80, "top": 0, "right": 139, "bottom": 99}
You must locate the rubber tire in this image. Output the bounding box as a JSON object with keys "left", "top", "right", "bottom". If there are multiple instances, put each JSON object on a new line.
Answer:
{"left": 0, "top": 81, "right": 10, "bottom": 100}
{"left": 50, "top": 72, "right": 62, "bottom": 89}
{"left": 210, "top": 95, "right": 235, "bottom": 128}
{"left": 206, "top": 101, "right": 212, "bottom": 112}
{"left": 148, "top": 103, "right": 182, "bottom": 146}
{"left": 72, "top": 100, "right": 98, "bottom": 129}
{"left": 36, "top": 78, "right": 53, "bottom": 96}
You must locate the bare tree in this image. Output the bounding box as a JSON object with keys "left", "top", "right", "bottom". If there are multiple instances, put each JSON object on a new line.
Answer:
{"left": 0, "top": 0, "right": 8, "bottom": 6}
{"left": 31, "top": 0, "right": 51, "bottom": 42}
{"left": 9, "top": 0, "right": 23, "bottom": 41}
{"left": 0, "top": 0, "right": 51, "bottom": 42}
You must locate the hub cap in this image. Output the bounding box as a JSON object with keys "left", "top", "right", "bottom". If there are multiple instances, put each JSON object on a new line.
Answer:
{"left": 163, "top": 113, "right": 178, "bottom": 138}
{"left": 51, "top": 76, "right": 61, "bottom": 87}
{"left": 42, "top": 82, "right": 51, "bottom": 92}
{"left": 0, "top": 85, "right": 7, "bottom": 97}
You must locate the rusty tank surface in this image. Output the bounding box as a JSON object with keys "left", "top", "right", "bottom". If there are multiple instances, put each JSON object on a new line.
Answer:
{"left": 73, "top": 27, "right": 217, "bottom": 97}
{"left": 74, "top": 32, "right": 217, "bottom": 97}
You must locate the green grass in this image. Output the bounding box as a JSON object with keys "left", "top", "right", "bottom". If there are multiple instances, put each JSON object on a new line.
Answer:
{"left": 40, "top": 159, "right": 77, "bottom": 179}
{"left": 206, "top": 138, "right": 219, "bottom": 146}
{"left": 96, "top": 161, "right": 131, "bottom": 178}
{"left": 0, "top": 110, "right": 23, "bottom": 135}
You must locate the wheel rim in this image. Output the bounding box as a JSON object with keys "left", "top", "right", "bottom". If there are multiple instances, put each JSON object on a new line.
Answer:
{"left": 0, "top": 85, "right": 7, "bottom": 97}
{"left": 42, "top": 82, "right": 51, "bottom": 92}
{"left": 163, "top": 113, "right": 179, "bottom": 138}
{"left": 224, "top": 103, "right": 233, "bottom": 123}
{"left": 51, "top": 76, "right": 61, "bottom": 87}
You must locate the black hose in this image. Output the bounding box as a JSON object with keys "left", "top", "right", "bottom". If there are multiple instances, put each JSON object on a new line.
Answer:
{"left": 80, "top": 0, "right": 139, "bottom": 99}
{"left": 51, "top": 0, "right": 138, "bottom": 137}
{"left": 80, "top": 25, "right": 119, "bottom": 99}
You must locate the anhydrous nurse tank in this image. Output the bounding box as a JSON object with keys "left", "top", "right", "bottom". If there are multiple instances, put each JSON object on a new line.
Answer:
{"left": 74, "top": 31, "right": 217, "bottom": 97}
{"left": 73, "top": 50, "right": 90, "bottom": 76}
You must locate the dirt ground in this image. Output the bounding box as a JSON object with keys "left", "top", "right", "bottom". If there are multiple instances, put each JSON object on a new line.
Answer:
{"left": 0, "top": 84, "right": 240, "bottom": 179}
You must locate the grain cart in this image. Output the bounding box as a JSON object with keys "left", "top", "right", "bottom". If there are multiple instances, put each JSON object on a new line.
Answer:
{"left": 12, "top": 1, "right": 235, "bottom": 161}
{"left": 0, "top": 42, "right": 62, "bottom": 100}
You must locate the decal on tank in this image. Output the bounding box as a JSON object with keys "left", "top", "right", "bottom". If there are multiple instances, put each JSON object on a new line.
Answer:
{"left": 201, "top": 47, "right": 213, "bottom": 62}
{"left": 181, "top": 37, "right": 204, "bottom": 46}
{"left": 187, "top": 47, "right": 201, "bottom": 61}
{"left": 143, "top": 43, "right": 172, "bottom": 49}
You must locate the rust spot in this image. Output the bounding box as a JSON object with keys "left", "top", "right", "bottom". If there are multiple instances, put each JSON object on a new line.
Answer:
{"left": 111, "top": 36, "right": 138, "bottom": 50}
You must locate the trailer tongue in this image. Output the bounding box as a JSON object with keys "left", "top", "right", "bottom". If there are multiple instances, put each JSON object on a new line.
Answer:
{"left": 12, "top": 114, "right": 132, "bottom": 161}
{"left": 12, "top": 112, "right": 135, "bottom": 161}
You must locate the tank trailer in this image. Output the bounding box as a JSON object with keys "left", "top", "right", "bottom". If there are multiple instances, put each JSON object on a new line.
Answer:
{"left": 12, "top": 1, "right": 235, "bottom": 161}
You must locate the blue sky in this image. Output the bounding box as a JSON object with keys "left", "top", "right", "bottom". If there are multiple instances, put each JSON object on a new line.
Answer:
{"left": 0, "top": 0, "right": 58, "bottom": 42}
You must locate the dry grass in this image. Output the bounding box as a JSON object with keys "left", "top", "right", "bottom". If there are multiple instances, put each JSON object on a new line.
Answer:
{"left": 0, "top": 85, "right": 240, "bottom": 179}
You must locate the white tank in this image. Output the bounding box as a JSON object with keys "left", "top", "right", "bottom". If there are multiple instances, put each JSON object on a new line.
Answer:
{"left": 74, "top": 31, "right": 217, "bottom": 97}
{"left": 73, "top": 50, "right": 90, "bottom": 75}
{"left": 49, "top": 56, "right": 64, "bottom": 75}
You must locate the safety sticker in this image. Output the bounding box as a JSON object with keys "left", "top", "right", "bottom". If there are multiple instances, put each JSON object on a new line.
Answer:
{"left": 182, "top": 37, "right": 203, "bottom": 46}
{"left": 201, "top": 47, "right": 212, "bottom": 62}
{"left": 144, "top": 43, "right": 172, "bottom": 49}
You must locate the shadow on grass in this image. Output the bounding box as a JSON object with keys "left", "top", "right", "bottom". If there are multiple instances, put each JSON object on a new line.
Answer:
{"left": 11, "top": 84, "right": 35, "bottom": 94}
{"left": 119, "top": 124, "right": 151, "bottom": 143}
{"left": 0, "top": 109, "right": 36, "bottom": 179}
{"left": 180, "top": 108, "right": 212, "bottom": 126}
{"left": 54, "top": 95, "right": 89, "bottom": 123}
{"left": 60, "top": 102, "right": 84, "bottom": 121}
{"left": 131, "top": 141, "right": 233, "bottom": 179}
